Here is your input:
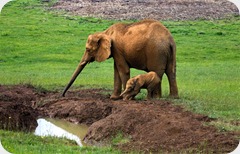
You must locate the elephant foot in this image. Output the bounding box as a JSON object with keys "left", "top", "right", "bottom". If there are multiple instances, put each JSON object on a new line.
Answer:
{"left": 110, "top": 94, "right": 122, "bottom": 100}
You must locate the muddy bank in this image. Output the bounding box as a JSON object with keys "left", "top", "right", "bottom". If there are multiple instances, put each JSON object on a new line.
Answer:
{"left": 0, "top": 85, "right": 39, "bottom": 131}
{"left": 51, "top": 0, "right": 239, "bottom": 20}
{"left": 0, "top": 85, "right": 239, "bottom": 153}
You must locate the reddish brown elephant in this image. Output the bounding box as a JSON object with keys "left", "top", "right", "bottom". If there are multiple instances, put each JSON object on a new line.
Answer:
{"left": 62, "top": 19, "right": 179, "bottom": 99}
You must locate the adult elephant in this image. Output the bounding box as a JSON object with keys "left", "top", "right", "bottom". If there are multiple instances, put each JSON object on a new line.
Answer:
{"left": 62, "top": 19, "right": 179, "bottom": 99}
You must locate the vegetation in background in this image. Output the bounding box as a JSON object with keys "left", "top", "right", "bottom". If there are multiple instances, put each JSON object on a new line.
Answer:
{"left": 0, "top": 0, "right": 239, "bottom": 153}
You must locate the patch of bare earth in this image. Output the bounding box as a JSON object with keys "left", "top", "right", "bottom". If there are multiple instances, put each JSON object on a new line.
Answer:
{"left": 51, "top": 0, "right": 239, "bottom": 20}
{"left": 0, "top": 85, "right": 239, "bottom": 153}
{"left": 0, "top": 85, "right": 41, "bottom": 131}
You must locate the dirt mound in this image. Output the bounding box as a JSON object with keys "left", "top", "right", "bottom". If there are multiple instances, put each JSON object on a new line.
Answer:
{"left": 38, "top": 89, "right": 113, "bottom": 125}
{"left": 38, "top": 87, "right": 239, "bottom": 153}
{"left": 83, "top": 101, "right": 238, "bottom": 153}
{"left": 51, "top": 0, "right": 239, "bottom": 20}
{"left": 0, "top": 85, "right": 39, "bottom": 131}
{"left": 0, "top": 85, "right": 239, "bottom": 153}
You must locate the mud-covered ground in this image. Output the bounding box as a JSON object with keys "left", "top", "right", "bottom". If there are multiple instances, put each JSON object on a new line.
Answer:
{"left": 0, "top": 85, "right": 239, "bottom": 153}
{"left": 51, "top": 0, "right": 239, "bottom": 20}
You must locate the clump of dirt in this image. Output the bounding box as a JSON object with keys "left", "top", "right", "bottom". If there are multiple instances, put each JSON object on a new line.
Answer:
{"left": 51, "top": 0, "right": 239, "bottom": 20}
{"left": 0, "top": 85, "right": 239, "bottom": 153}
{"left": 0, "top": 85, "right": 40, "bottom": 131}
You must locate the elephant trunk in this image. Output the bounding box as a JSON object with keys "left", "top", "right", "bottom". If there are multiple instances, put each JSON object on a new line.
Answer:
{"left": 120, "top": 88, "right": 130, "bottom": 98}
{"left": 62, "top": 61, "right": 87, "bottom": 97}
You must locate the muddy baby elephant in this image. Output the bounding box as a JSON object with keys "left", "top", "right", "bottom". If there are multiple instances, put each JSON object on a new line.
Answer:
{"left": 120, "top": 72, "right": 160, "bottom": 100}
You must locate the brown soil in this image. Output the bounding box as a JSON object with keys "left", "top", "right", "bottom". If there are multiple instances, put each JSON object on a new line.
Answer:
{"left": 0, "top": 85, "right": 39, "bottom": 131}
{"left": 0, "top": 85, "right": 239, "bottom": 153}
{"left": 51, "top": 0, "right": 239, "bottom": 20}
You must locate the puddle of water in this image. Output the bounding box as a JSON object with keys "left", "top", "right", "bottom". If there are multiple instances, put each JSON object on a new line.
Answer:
{"left": 34, "top": 118, "right": 88, "bottom": 146}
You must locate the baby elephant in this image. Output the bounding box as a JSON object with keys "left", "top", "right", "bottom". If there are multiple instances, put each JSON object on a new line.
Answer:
{"left": 120, "top": 71, "right": 160, "bottom": 100}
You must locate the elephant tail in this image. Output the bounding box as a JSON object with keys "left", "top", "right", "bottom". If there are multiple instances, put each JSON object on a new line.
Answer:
{"left": 170, "top": 41, "right": 177, "bottom": 75}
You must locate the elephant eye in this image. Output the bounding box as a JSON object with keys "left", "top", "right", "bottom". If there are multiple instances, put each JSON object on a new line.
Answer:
{"left": 86, "top": 48, "right": 91, "bottom": 52}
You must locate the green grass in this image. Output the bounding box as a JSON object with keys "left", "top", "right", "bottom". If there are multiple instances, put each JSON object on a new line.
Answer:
{"left": 0, "top": 130, "right": 121, "bottom": 154}
{"left": 111, "top": 132, "right": 131, "bottom": 146}
{"left": 0, "top": 0, "right": 240, "bottom": 153}
{"left": 0, "top": 0, "right": 115, "bottom": 90}
{"left": 163, "top": 19, "right": 240, "bottom": 120}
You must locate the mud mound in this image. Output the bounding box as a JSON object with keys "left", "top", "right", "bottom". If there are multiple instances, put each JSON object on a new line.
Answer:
{"left": 0, "top": 85, "right": 239, "bottom": 153}
{"left": 0, "top": 102, "right": 38, "bottom": 131}
{"left": 0, "top": 85, "right": 39, "bottom": 131}
{"left": 0, "top": 84, "right": 38, "bottom": 105}
{"left": 38, "top": 89, "right": 113, "bottom": 125}
{"left": 83, "top": 101, "right": 238, "bottom": 153}
{"left": 51, "top": 0, "right": 239, "bottom": 20}
{"left": 39, "top": 88, "right": 239, "bottom": 153}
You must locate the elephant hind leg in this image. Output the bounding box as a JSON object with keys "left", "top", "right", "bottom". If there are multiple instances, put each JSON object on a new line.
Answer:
{"left": 166, "top": 63, "right": 179, "bottom": 99}
{"left": 147, "top": 85, "right": 160, "bottom": 100}
{"left": 152, "top": 84, "right": 161, "bottom": 99}
{"left": 147, "top": 89, "right": 153, "bottom": 100}
{"left": 147, "top": 52, "right": 167, "bottom": 98}
{"left": 154, "top": 70, "right": 164, "bottom": 98}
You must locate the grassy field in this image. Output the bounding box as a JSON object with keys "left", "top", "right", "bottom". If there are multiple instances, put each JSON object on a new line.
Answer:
{"left": 0, "top": 0, "right": 240, "bottom": 153}
{"left": 0, "top": 129, "right": 121, "bottom": 154}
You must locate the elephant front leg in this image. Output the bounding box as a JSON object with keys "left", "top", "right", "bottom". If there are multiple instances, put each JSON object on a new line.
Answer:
{"left": 110, "top": 63, "right": 122, "bottom": 100}
{"left": 111, "top": 59, "right": 130, "bottom": 100}
{"left": 125, "top": 89, "right": 140, "bottom": 100}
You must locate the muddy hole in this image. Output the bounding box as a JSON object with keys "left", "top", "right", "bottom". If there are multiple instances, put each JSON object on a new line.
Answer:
{"left": 35, "top": 118, "right": 89, "bottom": 146}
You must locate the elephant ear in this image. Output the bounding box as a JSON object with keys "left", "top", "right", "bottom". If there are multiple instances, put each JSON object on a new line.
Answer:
{"left": 95, "top": 34, "right": 111, "bottom": 62}
{"left": 133, "top": 78, "right": 140, "bottom": 90}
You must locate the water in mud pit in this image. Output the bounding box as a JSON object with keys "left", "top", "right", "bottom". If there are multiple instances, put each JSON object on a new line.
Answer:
{"left": 34, "top": 118, "right": 88, "bottom": 146}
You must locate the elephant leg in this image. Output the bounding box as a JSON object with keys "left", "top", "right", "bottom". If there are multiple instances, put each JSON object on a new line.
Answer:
{"left": 155, "top": 71, "right": 164, "bottom": 98}
{"left": 128, "top": 89, "right": 139, "bottom": 100}
{"left": 147, "top": 89, "right": 153, "bottom": 100}
{"left": 110, "top": 62, "right": 122, "bottom": 100}
{"left": 147, "top": 52, "right": 166, "bottom": 98}
{"left": 154, "top": 86, "right": 161, "bottom": 98}
{"left": 166, "top": 63, "right": 179, "bottom": 99}
{"left": 147, "top": 84, "right": 160, "bottom": 100}
{"left": 124, "top": 93, "right": 134, "bottom": 100}
{"left": 116, "top": 60, "right": 130, "bottom": 90}
{"left": 119, "top": 70, "right": 130, "bottom": 90}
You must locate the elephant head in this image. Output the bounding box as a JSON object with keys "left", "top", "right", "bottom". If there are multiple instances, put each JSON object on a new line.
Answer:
{"left": 62, "top": 33, "right": 111, "bottom": 96}
{"left": 120, "top": 77, "right": 140, "bottom": 100}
